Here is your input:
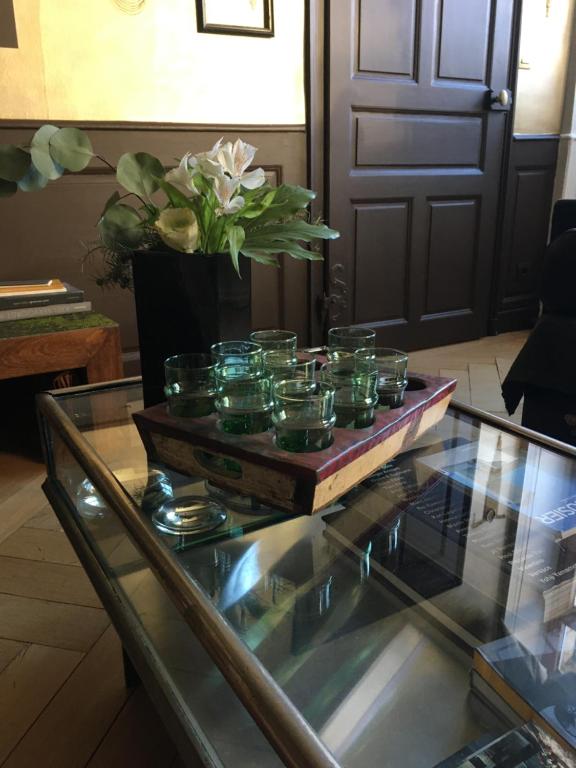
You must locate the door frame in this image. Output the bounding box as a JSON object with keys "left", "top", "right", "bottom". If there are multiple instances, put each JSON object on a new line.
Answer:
{"left": 305, "top": 0, "right": 524, "bottom": 347}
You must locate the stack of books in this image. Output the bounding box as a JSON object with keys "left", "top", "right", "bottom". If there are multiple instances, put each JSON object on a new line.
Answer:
{"left": 0, "top": 279, "right": 91, "bottom": 322}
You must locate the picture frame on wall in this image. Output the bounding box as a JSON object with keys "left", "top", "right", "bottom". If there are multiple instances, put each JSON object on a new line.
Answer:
{"left": 0, "top": 0, "right": 18, "bottom": 48}
{"left": 195, "top": 0, "right": 274, "bottom": 38}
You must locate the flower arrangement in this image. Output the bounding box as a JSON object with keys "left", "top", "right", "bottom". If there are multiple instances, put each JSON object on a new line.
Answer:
{"left": 0, "top": 128, "right": 338, "bottom": 286}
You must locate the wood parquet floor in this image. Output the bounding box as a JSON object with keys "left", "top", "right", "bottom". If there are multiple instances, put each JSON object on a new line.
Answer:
{"left": 0, "top": 332, "right": 529, "bottom": 767}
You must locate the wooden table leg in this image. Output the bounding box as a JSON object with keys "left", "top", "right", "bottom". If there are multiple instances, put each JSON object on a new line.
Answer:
{"left": 86, "top": 325, "right": 123, "bottom": 384}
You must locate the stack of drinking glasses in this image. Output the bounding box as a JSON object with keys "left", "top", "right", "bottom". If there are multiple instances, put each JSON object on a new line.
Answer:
{"left": 162, "top": 326, "right": 409, "bottom": 456}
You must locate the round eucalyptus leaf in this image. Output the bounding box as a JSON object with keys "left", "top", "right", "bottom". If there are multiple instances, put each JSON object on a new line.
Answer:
{"left": 116, "top": 152, "right": 164, "bottom": 197}
{"left": 0, "top": 178, "right": 17, "bottom": 197}
{"left": 31, "top": 124, "right": 63, "bottom": 180}
{"left": 17, "top": 164, "right": 49, "bottom": 192}
{"left": 49, "top": 127, "right": 93, "bottom": 172}
{"left": 98, "top": 203, "right": 144, "bottom": 249}
{"left": 0, "top": 145, "right": 31, "bottom": 182}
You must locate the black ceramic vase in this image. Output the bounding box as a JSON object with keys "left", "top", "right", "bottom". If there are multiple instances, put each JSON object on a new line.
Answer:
{"left": 131, "top": 250, "right": 251, "bottom": 407}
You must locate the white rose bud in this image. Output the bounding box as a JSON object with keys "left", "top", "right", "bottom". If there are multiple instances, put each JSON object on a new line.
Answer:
{"left": 155, "top": 208, "right": 199, "bottom": 253}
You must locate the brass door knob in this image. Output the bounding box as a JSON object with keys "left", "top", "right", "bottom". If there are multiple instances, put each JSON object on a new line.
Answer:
{"left": 491, "top": 88, "right": 511, "bottom": 107}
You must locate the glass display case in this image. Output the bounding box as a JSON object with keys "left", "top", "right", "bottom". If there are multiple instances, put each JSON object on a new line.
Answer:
{"left": 37, "top": 380, "right": 576, "bottom": 767}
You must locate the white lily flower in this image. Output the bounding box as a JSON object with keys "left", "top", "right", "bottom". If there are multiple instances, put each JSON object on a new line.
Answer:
{"left": 155, "top": 208, "right": 199, "bottom": 253}
{"left": 217, "top": 139, "right": 255, "bottom": 177}
{"left": 188, "top": 138, "right": 225, "bottom": 179}
{"left": 164, "top": 153, "right": 199, "bottom": 196}
{"left": 217, "top": 139, "right": 266, "bottom": 190}
{"left": 213, "top": 175, "right": 245, "bottom": 216}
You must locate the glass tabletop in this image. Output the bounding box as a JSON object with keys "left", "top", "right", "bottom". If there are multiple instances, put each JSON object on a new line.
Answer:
{"left": 46, "top": 381, "right": 576, "bottom": 765}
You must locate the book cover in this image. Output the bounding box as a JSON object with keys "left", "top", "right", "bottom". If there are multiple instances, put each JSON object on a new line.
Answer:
{"left": 474, "top": 629, "right": 576, "bottom": 753}
{"left": 0, "top": 283, "right": 84, "bottom": 310}
{"left": 437, "top": 722, "right": 572, "bottom": 767}
{"left": 0, "top": 278, "right": 67, "bottom": 297}
{"left": 419, "top": 442, "right": 576, "bottom": 540}
{"left": 0, "top": 301, "right": 92, "bottom": 322}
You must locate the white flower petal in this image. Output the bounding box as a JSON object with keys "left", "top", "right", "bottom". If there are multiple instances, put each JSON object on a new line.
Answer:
{"left": 225, "top": 195, "right": 245, "bottom": 214}
{"left": 165, "top": 157, "right": 199, "bottom": 195}
{"left": 216, "top": 142, "right": 235, "bottom": 176}
{"left": 213, "top": 175, "right": 240, "bottom": 207}
{"left": 232, "top": 139, "right": 257, "bottom": 176}
{"left": 239, "top": 167, "right": 266, "bottom": 190}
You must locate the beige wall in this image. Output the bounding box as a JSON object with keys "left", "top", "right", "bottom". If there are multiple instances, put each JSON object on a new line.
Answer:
{"left": 0, "top": 0, "right": 305, "bottom": 124}
{"left": 514, "top": 0, "right": 575, "bottom": 135}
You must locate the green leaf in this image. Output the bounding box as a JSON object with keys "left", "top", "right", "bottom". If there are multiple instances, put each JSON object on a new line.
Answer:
{"left": 240, "top": 189, "right": 277, "bottom": 220}
{"left": 245, "top": 220, "right": 339, "bottom": 247}
{"left": 242, "top": 184, "right": 317, "bottom": 227}
{"left": 156, "top": 178, "right": 193, "bottom": 208}
{"left": 0, "top": 145, "right": 31, "bottom": 182}
{"left": 102, "top": 190, "right": 121, "bottom": 216}
{"left": 49, "top": 127, "right": 93, "bottom": 172}
{"left": 17, "top": 164, "right": 49, "bottom": 192}
{"left": 30, "top": 125, "right": 63, "bottom": 180}
{"left": 0, "top": 178, "right": 17, "bottom": 197}
{"left": 227, "top": 225, "right": 245, "bottom": 277}
{"left": 116, "top": 152, "right": 164, "bottom": 198}
{"left": 98, "top": 203, "right": 144, "bottom": 249}
{"left": 240, "top": 248, "right": 280, "bottom": 267}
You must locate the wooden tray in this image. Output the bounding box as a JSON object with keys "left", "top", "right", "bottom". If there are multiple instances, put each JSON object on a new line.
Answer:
{"left": 133, "top": 373, "right": 456, "bottom": 516}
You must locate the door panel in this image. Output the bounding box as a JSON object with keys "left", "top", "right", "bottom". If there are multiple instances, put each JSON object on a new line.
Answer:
{"left": 356, "top": 113, "right": 485, "bottom": 168}
{"left": 328, "top": 0, "right": 515, "bottom": 348}
{"left": 437, "top": 0, "right": 491, "bottom": 82}
{"left": 358, "top": 0, "right": 418, "bottom": 78}
{"left": 354, "top": 202, "right": 410, "bottom": 324}
{"left": 424, "top": 199, "right": 479, "bottom": 315}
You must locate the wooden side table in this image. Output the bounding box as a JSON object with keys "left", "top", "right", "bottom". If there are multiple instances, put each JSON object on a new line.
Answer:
{"left": 0, "top": 312, "right": 123, "bottom": 384}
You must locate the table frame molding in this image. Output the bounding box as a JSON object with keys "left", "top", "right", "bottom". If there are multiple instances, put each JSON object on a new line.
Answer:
{"left": 37, "top": 378, "right": 576, "bottom": 767}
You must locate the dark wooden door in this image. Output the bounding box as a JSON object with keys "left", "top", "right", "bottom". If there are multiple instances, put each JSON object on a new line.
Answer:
{"left": 326, "top": 0, "right": 516, "bottom": 349}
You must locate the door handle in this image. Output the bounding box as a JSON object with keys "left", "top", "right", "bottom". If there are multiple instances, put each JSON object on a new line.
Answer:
{"left": 487, "top": 88, "right": 512, "bottom": 111}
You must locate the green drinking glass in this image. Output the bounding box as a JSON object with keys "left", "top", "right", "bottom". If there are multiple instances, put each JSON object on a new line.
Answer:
{"left": 215, "top": 366, "right": 273, "bottom": 434}
{"left": 164, "top": 353, "right": 216, "bottom": 418}
{"left": 320, "top": 358, "right": 379, "bottom": 429}
{"left": 273, "top": 380, "right": 336, "bottom": 453}
{"left": 210, "top": 341, "right": 263, "bottom": 373}
{"left": 328, "top": 326, "right": 376, "bottom": 354}
{"left": 355, "top": 347, "right": 408, "bottom": 409}
{"left": 249, "top": 329, "right": 298, "bottom": 353}
{"left": 263, "top": 350, "right": 316, "bottom": 382}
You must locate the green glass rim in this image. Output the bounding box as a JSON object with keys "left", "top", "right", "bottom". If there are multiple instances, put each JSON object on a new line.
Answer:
{"left": 211, "top": 340, "right": 263, "bottom": 361}
{"left": 250, "top": 329, "right": 297, "bottom": 344}
{"left": 354, "top": 346, "right": 408, "bottom": 361}
{"left": 274, "top": 379, "right": 335, "bottom": 403}
{"left": 164, "top": 352, "right": 215, "bottom": 371}
{"left": 328, "top": 326, "right": 376, "bottom": 341}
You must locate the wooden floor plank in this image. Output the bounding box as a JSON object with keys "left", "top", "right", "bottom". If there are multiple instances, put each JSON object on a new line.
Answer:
{"left": 440, "top": 368, "right": 471, "bottom": 404}
{"left": 0, "top": 593, "right": 108, "bottom": 651}
{"left": 0, "top": 455, "right": 43, "bottom": 507}
{"left": 0, "top": 477, "right": 48, "bottom": 546}
{"left": 86, "top": 686, "right": 176, "bottom": 768}
{"left": 0, "top": 527, "right": 79, "bottom": 566}
{"left": 495, "top": 357, "right": 514, "bottom": 384}
{"left": 0, "top": 643, "right": 82, "bottom": 765}
{"left": 468, "top": 362, "right": 505, "bottom": 413}
{"left": 3, "top": 626, "right": 129, "bottom": 768}
{"left": 0, "top": 556, "right": 100, "bottom": 608}
{"left": 23, "top": 505, "right": 63, "bottom": 532}
{"left": 0, "top": 638, "right": 27, "bottom": 675}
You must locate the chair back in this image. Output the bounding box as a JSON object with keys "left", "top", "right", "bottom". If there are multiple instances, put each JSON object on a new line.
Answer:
{"left": 541, "top": 228, "right": 576, "bottom": 317}
{"left": 550, "top": 199, "right": 576, "bottom": 243}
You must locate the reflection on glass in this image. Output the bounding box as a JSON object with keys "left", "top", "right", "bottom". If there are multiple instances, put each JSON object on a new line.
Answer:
{"left": 76, "top": 477, "right": 107, "bottom": 519}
